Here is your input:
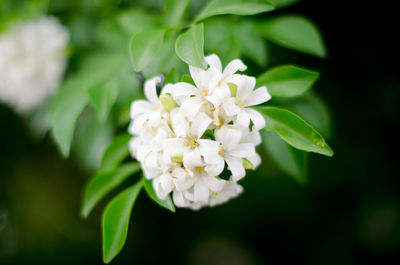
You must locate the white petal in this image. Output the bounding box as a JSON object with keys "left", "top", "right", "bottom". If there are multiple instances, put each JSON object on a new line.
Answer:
{"left": 237, "top": 75, "right": 256, "bottom": 102}
{"left": 247, "top": 153, "right": 261, "bottom": 168}
{"left": 223, "top": 59, "right": 246, "bottom": 79}
{"left": 161, "top": 83, "right": 173, "bottom": 94}
{"left": 225, "top": 155, "right": 245, "bottom": 181}
{"left": 244, "top": 86, "right": 271, "bottom": 107}
{"left": 170, "top": 109, "right": 188, "bottom": 137}
{"left": 194, "top": 180, "right": 209, "bottom": 203}
{"left": 242, "top": 129, "right": 261, "bottom": 145}
{"left": 173, "top": 168, "right": 194, "bottom": 191}
{"left": 229, "top": 143, "right": 256, "bottom": 158}
{"left": 173, "top": 190, "right": 188, "bottom": 207}
{"left": 189, "top": 65, "right": 203, "bottom": 88}
{"left": 190, "top": 112, "right": 212, "bottom": 139}
{"left": 144, "top": 76, "right": 161, "bottom": 105}
{"left": 197, "top": 139, "right": 222, "bottom": 164}
{"left": 222, "top": 98, "right": 241, "bottom": 116}
{"left": 205, "top": 54, "right": 222, "bottom": 72}
{"left": 204, "top": 176, "right": 226, "bottom": 192}
{"left": 163, "top": 138, "right": 188, "bottom": 157}
{"left": 236, "top": 110, "right": 250, "bottom": 129}
{"left": 206, "top": 161, "right": 225, "bottom": 177}
{"left": 130, "top": 100, "right": 153, "bottom": 118}
{"left": 183, "top": 148, "right": 203, "bottom": 169}
{"left": 247, "top": 108, "right": 266, "bottom": 130}
{"left": 180, "top": 96, "right": 205, "bottom": 120}
{"left": 172, "top": 82, "right": 198, "bottom": 98}
{"left": 215, "top": 125, "right": 241, "bottom": 150}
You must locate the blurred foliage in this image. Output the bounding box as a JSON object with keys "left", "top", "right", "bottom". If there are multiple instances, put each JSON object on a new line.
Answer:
{"left": 1, "top": 0, "right": 400, "bottom": 264}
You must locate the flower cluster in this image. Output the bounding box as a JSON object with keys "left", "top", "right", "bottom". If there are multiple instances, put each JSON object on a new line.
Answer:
{"left": 0, "top": 17, "right": 69, "bottom": 113}
{"left": 128, "top": 55, "right": 271, "bottom": 210}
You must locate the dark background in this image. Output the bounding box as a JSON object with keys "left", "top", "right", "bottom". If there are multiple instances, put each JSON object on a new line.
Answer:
{"left": 1, "top": 0, "right": 399, "bottom": 264}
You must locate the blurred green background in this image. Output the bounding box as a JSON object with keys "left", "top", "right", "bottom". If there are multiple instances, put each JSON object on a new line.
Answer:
{"left": 1, "top": 0, "right": 400, "bottom": 264}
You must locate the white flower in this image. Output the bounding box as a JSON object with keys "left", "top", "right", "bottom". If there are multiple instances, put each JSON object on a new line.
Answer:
{"left": 0, "top": 17, "right": 69, "bottom": 113}
{"left": 128, "top": 54, "right": 271, "bottom": 210}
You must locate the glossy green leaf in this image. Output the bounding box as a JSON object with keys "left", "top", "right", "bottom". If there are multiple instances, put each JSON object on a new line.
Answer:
{"left": 257, "top": 106, "right": 333, "bottom": 156}
{"left": 89, "top": 80, "right": 119, "bottom": 122}
{"left": 195, "top": 0, "right": 275, "bottom": 22}
{"left": 50, "top": 79, "right": 89, "bottom": 157}
{"left": 74, "top": 110, "right": 113, "bottom": 172}
{"left": 175, "top": 23, "right": 207, "bottom": 68}
{"left": 258, "top": 15, "right": 327, "bottom": 58}
{"left": 142, "top": 176, "right": 175, "bottom": 212}
{"left": 102, "top": 181, "right": 142, "bottom": 263}
{"left": 164, "top": 0, "right": 191, "bottom": 28}
{"left": 257, "top": 65, "right": 319, "bottom": 97}
{"left": 233, "top": 21, "right": 267, "bottom": 66}
{"left": 81, "top": 162, "right": 141, "bottom": 218}
{"left": 270, "top": 0, "right": 299, "bottom": 8}
{"left": 273, "top": 92, "right": 332, "bottom": 138}
{"left": 130, "top": 29, "right": 165, "bottom": 72}
{"left": 50, "top": 53, "right": 124, "bottom": 157}
{"left": 262, "top": 130, "right": 307, "bottom": 183}
{"left": 100, "top": 134, "right": 132, "bottom": 172}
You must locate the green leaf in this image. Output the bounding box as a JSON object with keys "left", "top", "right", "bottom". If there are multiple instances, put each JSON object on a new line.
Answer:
{"left": 50, "top": 53, "right": 124, "bottom": 157}
{"left": 100, "top": 134, "right": 132, "bottom": 172}
{"left": 257, "top": 106, "right": 333, "bottom": 156}
{"left": 269, "top": 0, "right": 299, "bottom": 8}
{"left": 89, "top": 80, "right": 119, "bottom": 122}
{"left": 257, "top": 65, "right": 319, "bottom": 97}
{"left": 273, "top": 92, "right": 332, "bottom": 138}
{"left": 164, "top": 0, "right": 191, "bottom": 28}
{"left": 102, "top": 181, "right": 143, "bottom": 264}
{"left": 261, "top": 130, "right": 306, "bottom": 183}
{"left": 50, "top": 78, "right": 89, "bottom": 157}
{"left": 233, "top": 21, "right": 267, "bottom": 66}
{"left": 211, "top": 33, "right": 241, "bottom": 66}
{"left": 175, "top": 23, "right": 207, "bottom": 68}
{"left": 81, "top": 162, "right": 141, "bottom": 218}
{"left": 257, "top": 15, "right": 327, "bottom": 58}
{"left": 195, "top": 0, "right": 275, "bottom": 22}
{"left": 74, "top": 110, "right": 113, "bottom": 172}
{"left": 142, "top": 176, "right": 175, "bottom": 212}
{"left": 130, "top": 29, "right": 165, "bottom": 72}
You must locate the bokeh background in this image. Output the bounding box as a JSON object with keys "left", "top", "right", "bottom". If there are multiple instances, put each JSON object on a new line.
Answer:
{"left": 1, "top": 0, "right": 399, "bottom": 264}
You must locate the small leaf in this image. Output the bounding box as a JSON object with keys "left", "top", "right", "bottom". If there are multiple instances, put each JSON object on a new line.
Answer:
{"left": 102, "top": 181, "right": 143, "bottom": 263}
{"left": 195, "top": 0, "right": 275, "bottom": 22}
{"left": 100, "top": 134, "right": 132, "bottom": 172}
{"left": 142, "top": 176, "right": 175, "bottom": 212}
{"left": 261, "top": 130, "right": 306, "bottom": 183}
{"left": 175, "top": 23, "right": 207, "bottom": 68}
{"left": 257, "top": 15, "right": 327, "bottom": 58}
{"left": 160, "top": 94, "right": 178, "bottom": 112}
{"left": 89, "top": 80, "right": 119, "bottom": 122}
{"left": 181, "top": 74, "right": 195, "bottom": 85}
{"left": 269, "top": 0, "right": 299, "bottom": 8}
{"left": 233, "top": 21, "right": 267, "bottom": 66}
{"left": 257, "top": 65, "right": 319, "bottom": 97}
{"left": 242, "top": 158, "right": 255, "bottom": 169}
{"left": 81, "top": 162, "right": 141, "bottom": 218}
{"left": 130, "top": 29, "right": 165, "bottom": 72}
{"left": 257, "top": 106, "right": 333, "bottom": 156}
{"left": 164, "top": 0, "right": 191, "bottom": 28}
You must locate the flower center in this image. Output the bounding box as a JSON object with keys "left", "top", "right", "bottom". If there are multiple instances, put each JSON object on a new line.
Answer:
{"left": 188, "top": 140, "right": 196, "bottom": 147}
{"left": 237, "top": 100, "right": 243, "bottom": 107}
{"left": 196, "top": 166, "right": 204, "bottom": 173}
{"left": 218, "top": 150, "right": 225, "bottom": 156}
{"left": 201, "top": 90, "right": 208, "bottom": 96}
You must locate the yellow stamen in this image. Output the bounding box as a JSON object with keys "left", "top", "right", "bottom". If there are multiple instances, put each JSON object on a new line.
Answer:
{"left": 201, "top": 90, "right": 208, "bottom": 96}
{"left": 237, "top": 100, "right": 243, "bottom": 107}
{"left": 188, "top": 140, "right": 196, "bottom": 147}
{"left": 196, "top": 166, "right": 203, "bottom": 173}
{"left": 219, "top": 150, "right": 225, "bottom": 156}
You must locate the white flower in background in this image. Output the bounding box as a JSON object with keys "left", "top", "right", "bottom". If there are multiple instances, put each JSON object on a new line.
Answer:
{"left": 0, "top": 16, "right": 69, "bottom": 113}
{"left": 129, "top": 54, "right": 271, "bottom": 210}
